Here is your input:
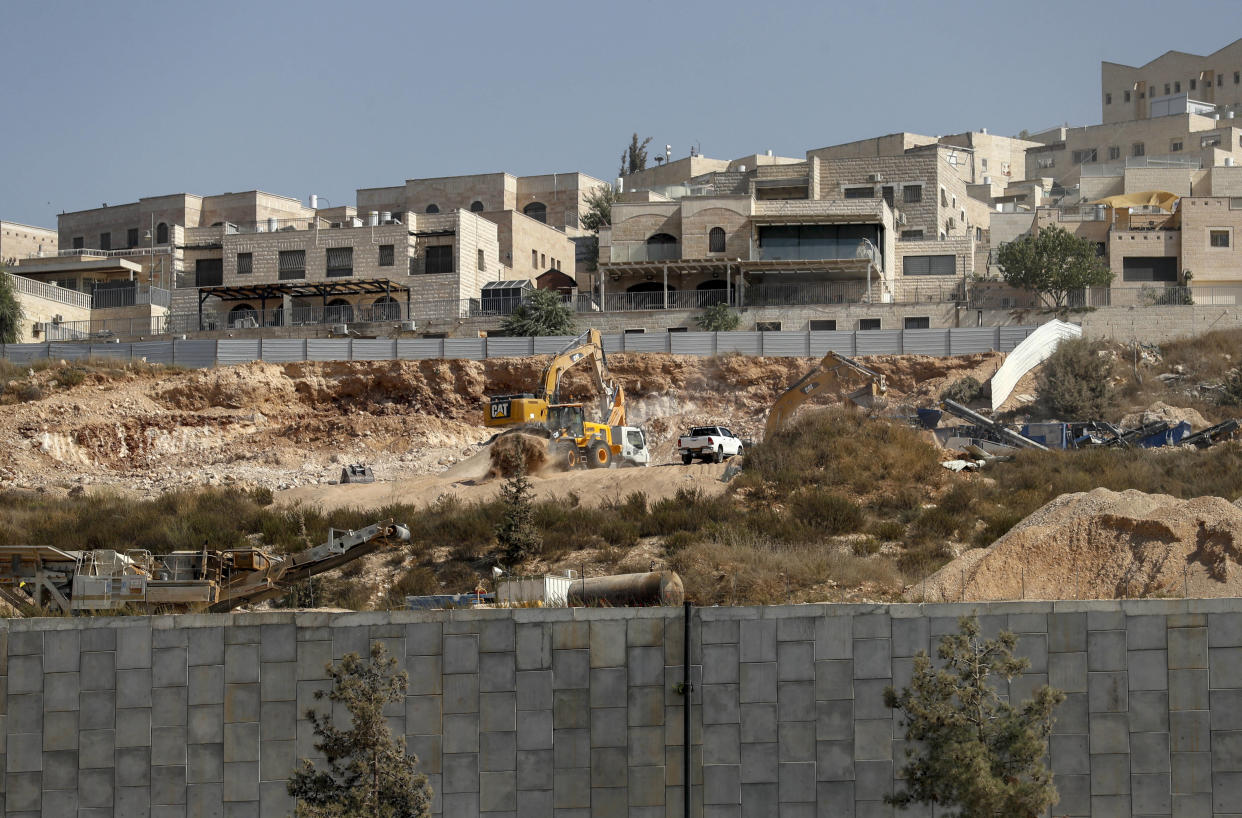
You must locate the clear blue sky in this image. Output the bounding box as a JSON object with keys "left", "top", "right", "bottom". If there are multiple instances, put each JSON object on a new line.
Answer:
{"left": 3, "top": 1, "right": 1239, "bottom": 228}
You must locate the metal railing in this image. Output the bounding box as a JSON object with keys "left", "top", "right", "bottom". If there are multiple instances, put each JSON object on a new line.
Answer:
{"left": 755, "top": 241, "right": 880, "bottom": 263}
{"left": 91, "top": 285, "right": 172, "bottom": 309}
{"left": 52, "top": 246, "right": 174, "bottom": 258}
{"left": 608, "top": 243, "right": 684, "bottom": 263}
{"left": 6, "top": 273, "right": 93, "bottom": 309}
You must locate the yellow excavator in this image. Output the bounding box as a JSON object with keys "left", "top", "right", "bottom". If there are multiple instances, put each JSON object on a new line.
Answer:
{"left": 764, "top": 351, "right": 887, "bottom": 439}
{"left": 484, "top": 329, "right": 649, "bottom": 468}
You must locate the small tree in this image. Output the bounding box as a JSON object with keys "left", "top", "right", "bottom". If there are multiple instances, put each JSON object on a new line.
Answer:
{"left": 500, "top": 289, "right": 576, "bottom": 337}
{"left": 885, "top": 617, "right": 1064, "bottom": 818}
{"left": 996, "top": 225, "right": 1112, "bottom": 309}
{"left": 1038, "top": 337, "right": 1116, "bottom": 418}
{"left": 288, "top": 642, "right": 432, "bottom": 818}
{"left": 0, "top": 267, "right": 26, "bottom": 344}
{"left": 695, "top": 302, "right": 740, "bottom": 332}
{"left": 495, "top": 453, "right": 541, "bottom": 564}
{"left": 580, "top": 185, "right": 617, "bottom": 233}
{"left": 619, "top": 133, "right": 653, "bottom": 177}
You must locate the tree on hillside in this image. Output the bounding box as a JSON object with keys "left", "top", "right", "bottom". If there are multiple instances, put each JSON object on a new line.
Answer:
{"left": 288, "top": 642, "right": 432, "bottom": 818}
{"left": 995, "top": 225, "right": 1113, "bottom": 309}
{"left": 495, "top": 453, "right": 541, "bottom": 564}
{"left": 1037, "top": 337, "right": 1116, "bottom": 418}
{"left": 0, "top": 267, "right": 26, "bottom": 344}
{"left": 885, "top": 616, "right": 1064, "bottom": 818}
{"left": 580, "top": 185, "right": 617, "bottom": 233}
{"left": 619, "top": 133, "right": 653, "bottom": 177}
{"left": 500, "top": 288, "right": 576, "bottom": 337}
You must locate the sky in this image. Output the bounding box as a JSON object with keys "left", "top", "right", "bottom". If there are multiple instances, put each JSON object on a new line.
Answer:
{"left": 3, "top": 0, "right": 1241, "bottom": 228}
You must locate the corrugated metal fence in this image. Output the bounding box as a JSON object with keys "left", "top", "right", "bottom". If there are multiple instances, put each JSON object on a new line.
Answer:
{"left": 0, "top": 326, "right": 1039, "bottom": 368}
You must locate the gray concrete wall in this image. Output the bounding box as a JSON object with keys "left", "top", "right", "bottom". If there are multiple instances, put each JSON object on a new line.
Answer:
{"left": 2, "top": 599, "right": 1242, "bottom": 816}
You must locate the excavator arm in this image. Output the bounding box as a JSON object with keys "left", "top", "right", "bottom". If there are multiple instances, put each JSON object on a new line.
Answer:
{"left": 764, "top": 351, "right": 886, "bottom": 439}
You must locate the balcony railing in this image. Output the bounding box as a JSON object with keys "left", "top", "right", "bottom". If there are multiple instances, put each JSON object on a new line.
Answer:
{"left": 755, "top": 241, "right": 880, "bottom": 264}
{"left": 608, "top": 243, "right": 683, "bottom": 263}
{"left": 6, "top": 273, "right": 93, "bottom": 309}
{"left": 91, "top": 285, "right": 172, "bottom": 309}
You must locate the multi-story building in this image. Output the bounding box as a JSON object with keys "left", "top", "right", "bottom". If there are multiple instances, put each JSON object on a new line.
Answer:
{"left": 356, "top": 171, "right": 604, "bottom": 279}
{"left": 0, "top": 221, "right": 56, "bottom": 266}
{"left": 1102, "top": 37, "right": 1242, "bottom": 124}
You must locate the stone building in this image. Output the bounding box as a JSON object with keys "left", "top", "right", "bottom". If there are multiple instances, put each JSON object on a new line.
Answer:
{"left": 0, "top": 221, "right": 56, "bottom": 267}
{"left": 1102, "top": 37, "right": 1242, "bottom": 124}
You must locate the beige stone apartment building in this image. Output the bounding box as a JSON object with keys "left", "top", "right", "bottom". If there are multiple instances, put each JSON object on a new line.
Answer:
{"left": 1102, "top": 38, "right": 1242, "bottom": 124}
{"left": 0, "top": 221, "right": 57, "bottom": 266}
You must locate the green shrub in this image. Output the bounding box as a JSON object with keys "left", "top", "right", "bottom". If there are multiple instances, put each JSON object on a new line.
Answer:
{"left": 940, "top": 376, "right": 983, "bottom": 404}
{"left": 870, "top": 519, "right": 907, "bottom": 541}
{"left": 1220, "top": 370, "right": 1242, "bottom": 406}
{"left": 790, "top": 490, "right": 864, "bottom": 535}
{"left": 1037, "top": 338, "right": 1116, "bottom": 419}
{"left": 695, "top": 302, "right": 740, "bottom": 332}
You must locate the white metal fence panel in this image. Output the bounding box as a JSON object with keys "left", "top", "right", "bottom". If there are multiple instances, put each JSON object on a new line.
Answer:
{"left": 90, "top": 343, "right": 132, "bottom": 360}
{"left": 397, "top": 340, "right": 444, "bottom": 360}
{"left": 307, "top": 339, "right": 351, "bottom": 362}
{"left": 855, "top": 331, "right": 902, "bottom": 356}
{"left": 949, "top": 327, "right": 1000, "bottom": 355}
{"left": 670, "top": 332, "right": 716, "bottom": 356}
{"left": 809, "top": 331, "right": 856, "bottom": 357}
{"left": 217, "top": 340, "right": 261, "bottom": 365}
{"left": 49, "top": 343, "right": 91, "bottom": 361}
{"left": 172, "top": 340, "right": 216, "bottom": 368}
{"left": 532, "top": 336, "right": 578, "bottom": 355}
{"left": 621, "top": 333, "right": 669, "bottom": 353}
{"left": 600, "top": 334, "right": 624, "bottom": 354}
{"left": 132, "top": 341, "right": 175, "bottom": 366}
{"left": 352, "top": 340, "right": 397, "bottom": 361}
{"left": 3, "top": 343, "right": 50, "bottom": 363}
{"left": 485, "top": 338, "right": 535, "bottom": 358}
{"left": 761, "top": 332, "right": 811, "bottom": 357}
{"left": 998, "top": 326, "right": 1036, "bottom": 352}
{"left": 902, "top": 329, "right": 951, "bottom": 356}
{"left": 443, "top": 339, "right": 485, "bottom": 360}
{"left": 259, "top": 340, "right": 308, "bottom": 362}
{"left": 716, "top": 332, "right": 762, "bottom": 355}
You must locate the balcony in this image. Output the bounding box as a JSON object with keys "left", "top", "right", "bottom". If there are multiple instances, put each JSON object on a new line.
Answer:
{"left": 609, "top": 242, "right": 683, "bottom": 263}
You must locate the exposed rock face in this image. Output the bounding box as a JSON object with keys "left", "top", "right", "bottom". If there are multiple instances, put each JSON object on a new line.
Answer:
{"left": 910, "top": 488, "right": 1242, "bottom": 601}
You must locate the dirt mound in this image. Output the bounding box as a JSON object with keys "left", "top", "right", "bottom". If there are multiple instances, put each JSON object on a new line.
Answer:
{"left": 1121, "top": 401, "right": 1211, "bottom": 431}
{"left": 909, "top": 488, "right": 1242, "bottom": 601}
{"left": 488, "top": 433, "right": 550, "bottom": 478}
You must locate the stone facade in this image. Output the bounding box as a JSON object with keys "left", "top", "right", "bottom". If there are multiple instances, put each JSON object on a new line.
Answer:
{"left": 1102, "top": 37, "right": 1242, "bottom": 123}
{"left": 0, "top": 222, "right": 56, "bottom": 267}
{"left": 2, "top": 599, "right": 1242, "bottom": 817}
{"left": 8, "top": 278, "right": 91, "bottom": 343}
{"left": 1181, "top": 197, "right": 1242, "bottom": 288}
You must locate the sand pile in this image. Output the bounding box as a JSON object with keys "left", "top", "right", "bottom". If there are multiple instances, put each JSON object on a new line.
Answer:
{"left": 1121, "top": 401, "right": 1211, "bottom": 431}
{"left": 488, "top": 432, "right": 551, "bottom": 478}
{"left": 909, "top": 487, "right": 1242, "bottom": 601}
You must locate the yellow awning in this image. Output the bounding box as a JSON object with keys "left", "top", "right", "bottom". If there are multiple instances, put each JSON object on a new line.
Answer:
{"left": 1090, "top": 191, "right": 1180, "bottom": 211}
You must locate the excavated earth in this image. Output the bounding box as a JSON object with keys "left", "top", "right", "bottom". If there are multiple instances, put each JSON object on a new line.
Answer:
{"left": 910, "top": 488, "right": 1242, "bottom": 602}
{"left": 0, "top": 351, "right": 1001, "bottom": 502}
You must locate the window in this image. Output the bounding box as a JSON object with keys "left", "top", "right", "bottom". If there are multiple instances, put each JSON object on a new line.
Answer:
{"left": 1174, "top": 81, "right": 1181, "bottom": 93}
{"left": 1095, "top": 242, "right": 1106, "bottom": 258}
{"left": 881, "top": 186, "right": 895, "bottom": 207}
{"left": 523, "top": 202, "right": 547, "bottom": 223}
{"left": 1201, "top": 134, "right": 1222, "bottom": 148}
{"left": 1211, "top": 230, "right": 1231, "bottom": 248}
{"left": 904, "top": 317, "right": 930, "bottom": 329}
{"left": 900, "top": 229, "right": 925, "bottom": 240}
{"left": 844, "top": 186, "right": 874, "bottom": 199}
{"left": 1219, "top": 74, "right": 1225, "bottom": 86}
{"left": 532, "top": 249, "right": 538, "bottom": 268}
{"left": 667, "top": 327, "right": 688, "bottom": 333}
{"left": 980, "top": 159, "right": 987, "bottom": 172}
{"left": 425, "top": 204, "right": 440, "bottom": 214}
{"left": 1132, "top": 142, "right": 1146, "bottom": 157}
{"left": 236, "top": 252, "right": 253, "bottom": 275}
{"left": 378, "top": 244, "right": 395, "bottom": 266}
{"left": 755, "top": 321, "right": 782, "bottom": 332}
{"left": 975, "top": 226, "right": 983, "bottom": 241}
{"left": 1170, "top": 140, "right": 1183, "bottom": 152}
{"left": 808, "top": 319, "right": 836, "bottom": 331}
{"left": 858, "top": 318, "right": 881, "bottom": 331}
{"left": 72, "top": 236, "right": 84, "bottom": 250}
{"left": 903, "top": 185, "right": 923, "bottom": 203}
{"left": 469, "top": 201, "right": 485, "bottom": 212}
{"left": 425, "top": 245, "right": 453, "bottom": 274}
{"left": 127, "top": 228, "right": 139, "bottom": 248}
{"left": 478, "top": 249, "right": 485, "bottom": 270}
{"left": 623, "top": 328, "right": 646, "bottom": 334}
{"left": 902, "top": 254, "right": 955, "bottom": 276}
{"left": 1190, "top": 78, "right": 1197, "bottom": 91}
{"left": 195, "top": 258, "right": 223, "bottom": 287}
{"left": 278, "top": 250, "right": 306, "bottom": 280}
{"left": 708, "top": 227, "right": 726, "bottom": 253}
{"left": 940, "top": 188, "right": 948, "bottom": 206}
{"left": 1105, "top": 93, "right": 1112, "bottom": 104}
{"left": 1164, "top": 83, "right": 1171, "bottom": 94}
{"left": 540, "top": 253, "right": 546, "bottom": 268}
{"left": 1122, "top": 257, "right": 1177, "bottom": 282}
{"left": 1108, "top": 146, "right": 1121, "bottom": 160}
{"left": 1036, "top": 156, "right": 1055, "bottom": 169}
{"left": 156, "top": 222, "right": 168, "bottom": 244}
{"left": 326, "top": 247, "right": 353, "bottom": 277}
{"left": 1124, "top": 90, "right": 1131, "bottom": 102}
{"left": 1235, "top": 71, "right": 1240, "bottom": 84}
{"left": 1071, "top": 148, "right": 1097, "bottom": 164}
{"left": 99, "top": 232, "right": 111, "bottom": 251}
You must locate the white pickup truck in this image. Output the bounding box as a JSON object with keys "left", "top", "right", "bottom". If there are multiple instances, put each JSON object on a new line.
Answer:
{"left": 677, "top": 426, "right": 744, "bottom": 464}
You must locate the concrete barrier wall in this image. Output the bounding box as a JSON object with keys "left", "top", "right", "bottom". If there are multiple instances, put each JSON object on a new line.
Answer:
{"left": 1, "top": 598, "right": 1240, "bottom": 817}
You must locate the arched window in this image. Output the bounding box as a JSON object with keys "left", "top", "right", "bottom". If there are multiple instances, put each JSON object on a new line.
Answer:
{"left": 326, "top": 298, "right": 353, "bottom": 323}
{"left": 708, "top": 227, "right": 726, "bottom": 253}
{"left": 229, "top": 304, "right": 258, "bottom": 328}
{"left": 646, "top": 232, "right": 678, "bottom": 261}
{"left": 425, "top": 204, "right": 440, "bottom": 214}
{"left": 156, "top": 222, "right": 168, "bottom": 244}
{"left": 469, "top": 201, "right": 485, "bottom": 212}
{"left": 523, "top": 202, "right": 547, "bottom": 223}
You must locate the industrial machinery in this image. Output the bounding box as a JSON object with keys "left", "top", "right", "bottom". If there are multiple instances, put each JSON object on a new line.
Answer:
{"left": 0, "top": 519, "right": 410, "bottom": 615}
{"left": 764, "top": 351, "right": 887, "bottom": 439}
{"left": 485, "top": 329, "right": 649, "bottom": 468}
